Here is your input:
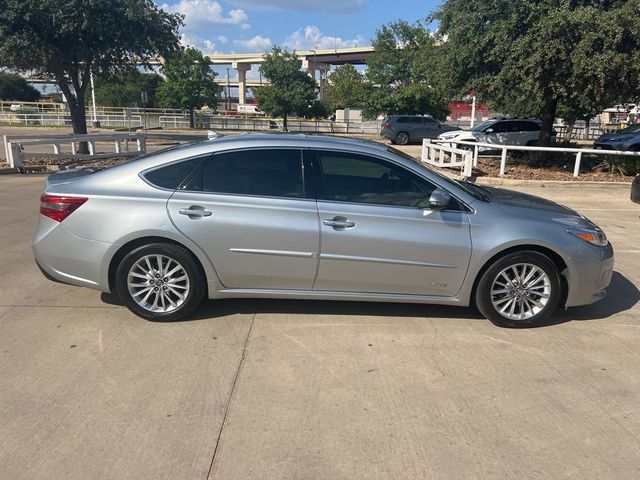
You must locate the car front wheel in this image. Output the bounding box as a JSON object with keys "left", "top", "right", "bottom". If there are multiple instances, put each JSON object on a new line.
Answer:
{"left": 115, "top": 243, "right": 205, "bottom": 321}
{"left": 475, "top": 251, "right": 562, "bottom": 328}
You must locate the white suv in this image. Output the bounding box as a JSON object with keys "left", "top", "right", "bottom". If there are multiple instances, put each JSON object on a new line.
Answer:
{"left": 437, "top": 119, "right": 545, "bottom": 147}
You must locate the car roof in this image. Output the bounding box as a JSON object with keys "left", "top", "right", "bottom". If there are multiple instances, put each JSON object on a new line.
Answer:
{"left": 97, "top": 133, "right": 401, "bottom": 175}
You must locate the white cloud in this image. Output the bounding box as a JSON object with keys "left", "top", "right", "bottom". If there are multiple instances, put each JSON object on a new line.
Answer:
{"left": 284, "top": 25, "right": 368, "bottom": 51}
{"left": 216, "top": 35, "right": 229, "bottom": 44}
{"left": 230, "top": 0, "right": 363, "bottom": 13}
{"left": 234, "top": 35, "right": 273, "bottom": 51}
{"left": 161, "top": 0, "right": 250, "bottom": 30}
{"left": 179, "top": 33, "right": 220, "bottom": 54}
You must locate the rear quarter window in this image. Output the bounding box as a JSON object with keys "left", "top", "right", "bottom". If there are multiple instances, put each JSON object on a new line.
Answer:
{"left": 142, "top": 156, "right": 207, "bottom": 190}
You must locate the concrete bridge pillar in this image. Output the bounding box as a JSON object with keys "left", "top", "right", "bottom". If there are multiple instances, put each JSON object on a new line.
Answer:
{"left": 233, "top": 62, "right": 251, "bottom": 105}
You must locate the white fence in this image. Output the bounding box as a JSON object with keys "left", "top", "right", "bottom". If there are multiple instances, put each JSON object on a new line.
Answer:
{"left": 423, "top": 139, "right": 640, "bottom": 178}
{"left": 422, "top": 140, "right": 474, "bottom": 177}
{"left": 4, "top": 133, "right": 146, "bottom": 169}
{"left": 0, "top": 112, "right": 143, "bottom": 128}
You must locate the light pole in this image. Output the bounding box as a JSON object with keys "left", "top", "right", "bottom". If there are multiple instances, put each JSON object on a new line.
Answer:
{"left": 90, "top": 70, "right": 99, "bottom": 128}
{"left": 226, "top": 68, "right": 230, "bottom": 112}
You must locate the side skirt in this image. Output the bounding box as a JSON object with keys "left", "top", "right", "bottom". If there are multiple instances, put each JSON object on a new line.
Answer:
{"left": 212, "top": 288, "right": 467, "bottom": 306}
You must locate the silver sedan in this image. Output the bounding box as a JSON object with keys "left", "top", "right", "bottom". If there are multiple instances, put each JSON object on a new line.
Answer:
{"left": 33, "top": 134, "right": 614, "bottom": 327}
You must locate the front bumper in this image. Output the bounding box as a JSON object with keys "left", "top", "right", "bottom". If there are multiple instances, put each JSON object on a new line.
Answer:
{"left": 565, "top": 242, "right": 614, "bottom": 307}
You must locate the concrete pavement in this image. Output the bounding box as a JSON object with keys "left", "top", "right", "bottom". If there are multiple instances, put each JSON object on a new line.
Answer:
{"left": 1, "top": 175, "right": 639, "bottom": 479}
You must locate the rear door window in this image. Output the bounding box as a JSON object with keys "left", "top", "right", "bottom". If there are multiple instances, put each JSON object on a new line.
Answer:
{"left": 185, "top": 148, "right": 305, "bottom": 199}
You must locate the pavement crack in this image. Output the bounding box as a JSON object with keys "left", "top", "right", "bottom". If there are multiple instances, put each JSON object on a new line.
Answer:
{"left": 206, "top": 311, "right": 256, "bottom": 479}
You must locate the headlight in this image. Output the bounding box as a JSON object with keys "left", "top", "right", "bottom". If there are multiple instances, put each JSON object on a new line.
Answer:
{"left": 567, "top": 225, "right": 608, "bottom": 247}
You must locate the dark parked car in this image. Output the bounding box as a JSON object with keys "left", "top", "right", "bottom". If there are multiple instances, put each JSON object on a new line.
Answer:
{"left": 594, "top": 124, "right": 640, "bottom": 151}
{"left": 381, "top": 115, "right": 458, "bottom": 145}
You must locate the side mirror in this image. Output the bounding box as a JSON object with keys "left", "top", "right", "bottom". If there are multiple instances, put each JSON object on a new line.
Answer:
{"left": 428, "top": 188, "right": 451, "bottom": 210}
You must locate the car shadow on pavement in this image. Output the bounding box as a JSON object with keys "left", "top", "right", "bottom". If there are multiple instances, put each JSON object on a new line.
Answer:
{"left": 100, "top": 271, "right": 638, "bottom": 326}
{"left": 188, "top": 298, "right": 487, "bottom": 322}
{"left": 554, "top": 271, "right": 639, "bottom": 322}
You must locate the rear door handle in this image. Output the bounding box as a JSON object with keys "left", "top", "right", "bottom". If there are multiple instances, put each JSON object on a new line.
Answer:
{"left": 179, "top": 206, "right": 212, "bottom": 218}
{"left": 323, "top": 217, "right": 356, "bottom": 229}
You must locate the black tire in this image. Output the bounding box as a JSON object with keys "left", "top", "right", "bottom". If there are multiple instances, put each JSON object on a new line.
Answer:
{"left": 115, "top": 243, "right": 205, "bottom": 321}
{"left": 474, "top": 251, "right": 562, "bottom": 328}
{"left": 395, "top": 132, "right": 409, "bottom": 145}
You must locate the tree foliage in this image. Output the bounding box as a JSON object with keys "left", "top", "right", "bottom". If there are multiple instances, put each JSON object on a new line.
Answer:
{"left": 434, "top": 0, "right": 640, "bottom": 146}
{"left": 364, "top": 20, "right": 449, "bottom": 120}
{"left": 157, "top": 47, "right": 218, "bottom": 127}
{"left": 323, "top": 64, "right": 370, "bottom": 112}
{"left": 94, "top": 70, "right": 164, "bottom": 108}
{"left": 0, "top": 0, "right": 182, "bottom": 137}
{"left": 253, "top": 47, "right": 317, "bottom": 131}
{"left": 0, "top": 73, "right": 41, "bottom": 101}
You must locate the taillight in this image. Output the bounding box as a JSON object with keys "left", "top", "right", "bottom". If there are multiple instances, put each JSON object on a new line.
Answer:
{"left": 40, "top": 195, "right": 88, "bottom": 222}
{"left": 382, "top": 123, "right": 391, "bottom": 129}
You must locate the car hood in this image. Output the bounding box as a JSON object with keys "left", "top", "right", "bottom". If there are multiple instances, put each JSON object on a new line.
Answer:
{"left": 482, "top": 185, "right": 584, "bottom": 221}
{"left": 596, "top": 132, "right": 640, "bottom": 143}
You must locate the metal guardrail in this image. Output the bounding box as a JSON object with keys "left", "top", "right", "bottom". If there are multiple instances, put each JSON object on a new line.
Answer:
{"left": 423, "top": 139, "right": 640, "bottom": 178}
{"left": 3, "top": 133, "right": 146, "bottom": 169}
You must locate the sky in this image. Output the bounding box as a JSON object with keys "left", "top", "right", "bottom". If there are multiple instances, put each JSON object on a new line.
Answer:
{"left": 157, "top": 0, "right": 443, "bottom": 55}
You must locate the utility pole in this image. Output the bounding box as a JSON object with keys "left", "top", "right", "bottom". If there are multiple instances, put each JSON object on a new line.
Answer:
{"left": 226, "top": 68, "right": 231, "bottom": 113}
{"left": 470, "top": 96, "right": 477, "bottom": 128}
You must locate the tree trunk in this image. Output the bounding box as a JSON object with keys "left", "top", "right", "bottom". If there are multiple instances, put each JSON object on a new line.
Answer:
{"left": 189, "top": 108, "right": 195, "bottom": 128}
{"left": 539, "top": 89, "right": 558, "bottom": 148}
{"left": 282, "top": 113, "right": 288, "bottom": 132}
{"left": 65, "top": 91, "right": 89, "bottom": 154}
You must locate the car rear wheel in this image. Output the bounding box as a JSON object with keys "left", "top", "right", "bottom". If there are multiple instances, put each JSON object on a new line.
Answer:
{"left": 395, "top": 132, "right": 409, "bottom": 145}
{"left": 115, "top": 243, "right": 205, "bottom": 321}
{"left": 475, "top": 251, "right": 562, "bottom": 328}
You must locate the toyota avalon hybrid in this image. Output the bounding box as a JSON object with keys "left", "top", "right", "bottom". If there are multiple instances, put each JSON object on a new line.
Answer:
{"left": 33, "top": 134, "right": 614, "bottom": 328}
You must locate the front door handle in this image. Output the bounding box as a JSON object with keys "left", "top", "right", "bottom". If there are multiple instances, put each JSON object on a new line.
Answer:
{"left": 179, "top": 206, "right": 212, "bottom": 218}
{"left": 323, "top": 217, "right": 356, "bottom": 229}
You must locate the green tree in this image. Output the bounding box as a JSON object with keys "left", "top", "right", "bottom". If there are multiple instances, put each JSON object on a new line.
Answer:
{"left": 253, "top": 47, "right": 317, "bottom": 131}
{"left": 157, "top": 47, "right": 218, "bottom": 128}
{"left": 365, "top": 20, "right": 449, "bottom": 120}
{"left": 0, "top": 73, "right": 41, "bottom": 101}
{"left": 0, "top": 0, "right": 181, "bottom": 142}
{"left": 434, "top": 0, "right": 640, "bottom": 146}
{"left": 323, "top": 64, "right": 369, "bottom": 112}
{"left": 94, "top": 70, "right": 164, "bottom": 108}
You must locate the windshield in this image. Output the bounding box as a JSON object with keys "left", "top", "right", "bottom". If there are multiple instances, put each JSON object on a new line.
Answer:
{"left": 470, "top": 120, "right": 496, "bottom": 132}
{"left": 386, "top": 145, "right": 489, "bottom": 201}
{"left": 619, "top": 124, "right": 640, "bottom": 134}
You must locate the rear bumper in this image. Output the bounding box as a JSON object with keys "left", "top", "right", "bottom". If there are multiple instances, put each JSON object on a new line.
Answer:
{"left": 380, "top": 129, "right": 395, "bottom": 141}
{"left": 33, "top": 216, "right": 113, "bottom": 292}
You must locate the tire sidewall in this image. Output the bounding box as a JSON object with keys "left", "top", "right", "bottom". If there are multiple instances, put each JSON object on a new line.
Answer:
{"left": 475, "top": 251, "right": 562, "bottom": 328}
{"left": 115, "top": 243, "right": 205, "bottom": 321}
{"left": 396, "top": 132, "right": 409, "bottom": 145}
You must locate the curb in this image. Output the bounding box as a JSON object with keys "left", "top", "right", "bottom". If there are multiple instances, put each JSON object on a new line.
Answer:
{"left": 0, "top": 167, "right": 18, "bottom": 175}
{"left": 473, "top": 177, "right": 632, "bottom": 187}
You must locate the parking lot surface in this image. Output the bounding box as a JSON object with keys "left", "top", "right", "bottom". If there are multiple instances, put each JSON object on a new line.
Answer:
{"left": 1, "top": 174, "right": 639, "bottom": 479}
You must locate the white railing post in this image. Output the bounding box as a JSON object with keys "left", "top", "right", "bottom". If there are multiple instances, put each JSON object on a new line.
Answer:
{"left": 473, "top": 144, "right": 479, "bottom": 167}
{"left": 9, "top": 142, "right": 23, "bottom": 168}
{"left": 463, "top": 151, "right": 473, "bottom": 177}
{"left": 574, "top": 151, "right": 582, "bottom": 177}
{"left": 500, "top": 148, "right": 507, "bottom": 176}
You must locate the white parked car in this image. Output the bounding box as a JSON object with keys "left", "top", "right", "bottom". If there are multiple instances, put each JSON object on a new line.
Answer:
{"left": 437, "top": 118, "right": 547, "bottom": 148}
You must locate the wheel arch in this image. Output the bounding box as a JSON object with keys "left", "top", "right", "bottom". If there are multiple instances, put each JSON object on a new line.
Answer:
{"left": 108, "top": 236, "right": 209, "bottom": 292}
{"left": 470, "top": 244, "right": 569, "bottom": 307}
